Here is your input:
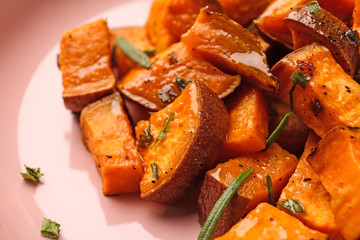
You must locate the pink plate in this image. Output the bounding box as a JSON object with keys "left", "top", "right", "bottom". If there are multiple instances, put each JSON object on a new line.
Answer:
{"left": 0, "top": 0, "right": 200, "bottom": 239}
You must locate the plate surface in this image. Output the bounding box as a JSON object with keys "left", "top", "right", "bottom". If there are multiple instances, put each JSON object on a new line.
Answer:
{"left": 0, "top": 0, "right": 200, "bottom": 239}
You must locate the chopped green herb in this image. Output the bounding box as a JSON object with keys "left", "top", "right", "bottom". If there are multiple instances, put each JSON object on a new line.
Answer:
{"left": 306, "top": 1, "right": 322, "bottom": 15}
{"left": 198, "top": 167, "right": 254, "bottom": 240}
{"left": 247, "top": 23, "right": 256, "bottom": 32}
{"left": 143, "top": 48, "right": 157, "bottom": 55}
{"left": 151, "top": 162, "right": 159, "bottom": 180}
{"left": 115, "top": 37, "right": 151, "bottom": 68}
{"left": 41, "top": 218, "right": 60, "bottom": 239}
{"left": 277, "top": 199, "right": 306, "bottom": 215}
{"left": 157, "top": 85, "right": 178, "bottom": 103}
{"left": 289, "top": 71, "right": 310, "bottom": 110}
{"left": 152, "top": 112, "right": 175, "bottom": 148}
{"left": 20, "top": 165, "right": 44, "bottom": 182}
{"left": 266, "top": 174, "right": 275, "bottom": 206}
{"left": 139, "top": 126, "right": 153, "bottom": 148}
{"left": 263, "top": 112, "right": 293, "bottom": 151}
{"left": 344, "top": 29, "right": 360, "bottom": 44}
{"left": 174, "top": 77, "right": 191, "bottom": 92}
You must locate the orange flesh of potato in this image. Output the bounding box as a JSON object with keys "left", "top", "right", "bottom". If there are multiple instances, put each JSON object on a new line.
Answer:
{"left": 181, "top": 8, "right": 278, "bottom": 93}
{"left": 198, "top": 143, "right": 298, "bottom": 238}
{"left": 110, "top": 27, "right": 155, "bottom": 78}
{"left": 255, "top": 0, "right": 355, "bottom": 48}
{"left": 145, "top": 0, "right": 178, "bottom": 52}
{"left": 117, "top": 42, "right": 241, "bottom": 110}
{"left": 271, "top": 43, "right": 360, "bottom": 138}
{"left": 59, "top": 19, "right": 115, "bottom": 112}
{"left": 278, "top": 142, "right": 343, "bottom": 239}
{"left": 215, "top": 203, "right": 328, "bottom": 240}
{"left": 218, "top": 0, "right": 272, "bottom": 27}
{"left": 165, "top": 0, "right": 224, "bottom": 38}
{"left": 80, "top": 92, "right": 143, "bottom": 195}
{"left": 284, "top": 5, "right": 360, "bottom": 78}
{"left": 219, "top": 83, "right": 270, "bottom": 161}
{"left": 135, "top": 81, "right": 229, "bottom": 204}
{"left": 307, "top": 126, "right": 360, "bottom": 240}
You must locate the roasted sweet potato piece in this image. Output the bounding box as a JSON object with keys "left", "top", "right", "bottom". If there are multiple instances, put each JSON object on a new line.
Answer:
{"left": 198, "top": 143, "right": 298, "bottom": 238}
{"left": 271, "top": 43, "right": 360, "bottom": 137}
{"left": 284, "top": 4, "right": 360, "bottom": 78}
{"left": 255, "top": 0, "right": 355, "bottom": 48}
{"left": 135, "top": 81, "right": 228, "bottom": 204}
{"left": 218, "top": 0, "right": 272, "bottom": 27}
{"left": 164, "top": 0, "right": 224, "bottom": 38}
{"left": 269, "top": 100, "right": 309, "bottom": 156}
{"left": 117, "top": 42, "right": 241, "bottom": 110}
{"left": 80, "top": 92, "right": 143, "bottom": 195}
{"left": 219, "top": 83, "right": 270, "bottom": 161}
{"left": 278, "top": 158, "right": 342, "bottom": 239}
{"left": 59, "top": 19, "right": 115, "bottom": 112}
{"left": 307, "top": 126, "right": 360, "bottom": 240}
{"left": 181, "top": 9, "right": 278, "bottom": 93}
{"left": 300, "top": 130, "right": 320, "bottom": 161}
{"left": 110, "top": 27, "right": 155, "bottom": 78}
{"left": 215, "top": 203, "right": 328, "bottom": 240}
{"left": 145, "top": 0, "right": 178, "bottom": 52}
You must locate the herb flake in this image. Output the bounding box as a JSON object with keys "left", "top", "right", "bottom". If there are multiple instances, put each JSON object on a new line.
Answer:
{"left": 151, "top": 162, "right": 159, "bottom": 180}
{"left": 264, "top": 112, "right": 293, "bottom": 151}
{"left": 277, "top": 199, "right": 306, "bottom": 215}
{"left": 152, "top": 112, "right": 175, "bottom": 148}
{"left": 174, "top": 77, "right": 191, "bottom": 92}
{"left": 266, "top": 174, "right": 275, "bottom": 206}
{"left": 290, "top": 71, "right": 310, "bottom": 110}
{"left": 115, "top": 37, "right": 151, "bottom": 68}
{"left": 198, "top": 167, "right": 254, "bottom": 240}
{"left": 306, "top": 1, "right": 322, "bottom": 15}
{"left": 139, "top": 126, "right": 153, "bottom": 148}
{"left": 20, "top": 165, "right": 44, "bottom": 182}
{"left": 41, "top": 218, "right": 60, "bottom": 239}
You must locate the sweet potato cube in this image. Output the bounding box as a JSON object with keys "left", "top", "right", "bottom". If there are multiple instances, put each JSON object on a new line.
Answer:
{"left": 255, "top": 0, "right": 355, "bottom": 48}
{"left": 307, "top": 126, "right": 360, "bottom": 240}
{"left": 271, "top": 43, "right": 360, "bottom": 138}
{"left": 59, "top": 19, "right": 115, "bottom": 112}
{"left": 215, "top": 203, "right": 328, "bottom": 240}
{"left": 219, "top": 83, "right": 270, "bottom": 161}
{"left": 110, "top": 27, "right": 155, "bottom": 78}
{"left": 198, "top": 143, "right": 298, "bottom": 238}
{"left": 80, "top": 92, "right": 143, "bottom": 195}
{"left": 181, "top": 9, "right": 278, "bottom": 93}
{"left": 135, "top": 81, "right": 229, "bottom": 204}
{"left": 117, "top": 42, "right": 241, "bottom": 110}
{"left": 278, "top": 158, "right": 342, "bottom": 239}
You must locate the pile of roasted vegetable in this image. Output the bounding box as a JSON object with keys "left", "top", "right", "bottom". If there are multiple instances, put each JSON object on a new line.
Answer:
{"left": 58, "top": 0, "right": 360, "bottom": 239}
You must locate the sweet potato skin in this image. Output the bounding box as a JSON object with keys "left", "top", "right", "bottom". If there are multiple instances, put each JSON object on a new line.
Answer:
{"left": 110, "top": 27, "right": 155, "bottom": 78}
{"left": 181, "top": 9, "right": 278, "bottom": 93}
{"left": 271, "top": 43, "right": 360, "bottom": 137}
{"left": 136, "top": 81, "right": 229, "bottom": 204}
{"left": 198, "top": 143, "right": 298, "bottom": 238}
{"left": 215, "top": 203, "right": 329, "bottom": 240}
{"left": 60, "top": 19, "right": 115, "bottom": 112}
{"left": 80, "top": 92, "right": 143, "bottom": 195}
{"left": 219, "top": 83, "right": 270, "bottom": 161}
{"left": 307, "top": 126, "right": 360, "bottom": 240}
{"left": 284, "top": 4, "right": 360, "bottom": 78}
{"left": 117, "top": 42, "right": 241, "bottom": 110}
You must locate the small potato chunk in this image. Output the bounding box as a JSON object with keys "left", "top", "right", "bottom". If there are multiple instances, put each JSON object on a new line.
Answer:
{"left": 181, "top": 8, "right": 278, "bottom": 93}
{"left": 110, "top": 27, "right": 155, "bottom": 78}
{"left": 219, "top": 83, "right": 270, "bottom": 161}
{"left": 80, "top": 92, "right": 143, "bottom": 195}
{"left": 198, "top": 144, "right": 298, "bottom": 238}
{"left": 272, "top": 43, "right": 360, "bottom": 138}
{"left": 215, "top": 203, "right": 328, "bottom": 240}
{"left": 60, "top": 19, "right": 115, "bottom": 112}
{"left": 118, "top": 42, "right": 241, "bottom": 110}
{"left": 255, "top": 0, "right": 355, "bottom": 48}
{"left": 284, "top": 4, "right": 360, "bottom": 78}
{"left": 277, "top": 131, "right": 343, "bottom": 239}
{"left": 135, "top": 81, "right": 229, "bottom": 204}
{"left": 307, "top": 126, "right": 360, "bottom": 240}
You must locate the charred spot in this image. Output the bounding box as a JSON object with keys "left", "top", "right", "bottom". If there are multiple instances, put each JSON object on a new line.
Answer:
{"left": 303, "top": 178, "right": 312, "bottom": 181}
{"left": 151, "top": 180, "right": 156, "bottom": 183}
{"left": 106, "top": 155, "right": 112, "bottom": 158}
{"left": 323, "top": 92, "right": 327, "bottom": 95}
{"left": 297, "top": 60, "right": 316, "bottom": 77}
{"left": 98, "top": 164, "right": 101, "bottom": 168}
{"left": 239, "top": 164, "right": 243, "bottom": 167}
{"left": 168, "top": 52, "right": 179, "bottom": 65}
{"left": 126, "top": 156, "right": 129, "bottom": 159}
{"left": 310, "top": 97, "right": 322, "bottom": 115}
